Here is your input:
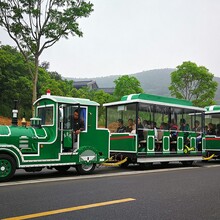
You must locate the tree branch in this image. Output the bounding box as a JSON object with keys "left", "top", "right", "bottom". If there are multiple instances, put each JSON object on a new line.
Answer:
{"left": 38, "top": 35, "right": 61, "bottom": 55}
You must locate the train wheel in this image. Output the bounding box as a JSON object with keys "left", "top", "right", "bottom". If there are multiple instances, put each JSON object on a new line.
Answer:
{"left": 181, "top": 161, "right": 193, "bottom": 166}
{"left": 55, "top": 166, "right": 71, "bottom": 173}
{"left": 0, "top": 154, "right": 16, "bottom": 182}
{"left": 76, "top": 163, "right": 96, "bottom": 175}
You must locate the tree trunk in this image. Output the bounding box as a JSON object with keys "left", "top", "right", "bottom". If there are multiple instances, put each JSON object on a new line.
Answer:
{"left": 32, "top": 57, "right": 39, "bottom": 116}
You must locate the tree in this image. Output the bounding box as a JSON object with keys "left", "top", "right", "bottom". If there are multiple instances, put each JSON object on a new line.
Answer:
{"left": 169, "top": 61, "right": 218, "bottom": 107}
{"left": 113, "top": 75, "right": 144, "bottom": 100}
{"left": 38, "top": 68, "right": 75, "bottom": 97}
{"left": 0, "top": 0, "right": 93, "bottom": 109}
{"left": 91, "top": 89, "right": 114, "bottom": 125}
{"left": 0, "top": 45, "right": 32, "bottom": 117}
{"left": 0, "top": 44, "right": 77, "bottom": 118}
{"left": 70, "top": 86, "right": 114, "bottom": 126}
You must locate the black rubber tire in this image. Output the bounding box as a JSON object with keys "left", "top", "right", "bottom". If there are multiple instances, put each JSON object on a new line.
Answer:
{"left": 0, "top": 154, "right": 16, "bottom": 182}
{"left": 55, "top": 165, "right": 71, "bottom": 173}
{"left": 75, "top": 163, "right": 96, "bottom": 175}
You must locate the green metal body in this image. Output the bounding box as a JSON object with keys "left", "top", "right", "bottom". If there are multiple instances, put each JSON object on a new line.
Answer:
{"left": 205, "top": 105, "right": 220, "bottom": 157}
{"left": 0, "top": 94, "right": 110, "bottom": 180}
{"left": 104, "top": 93, "right": 206, "bottom": 164}
{"left": 0, "top": 92, "right": 210, "bottom": 181}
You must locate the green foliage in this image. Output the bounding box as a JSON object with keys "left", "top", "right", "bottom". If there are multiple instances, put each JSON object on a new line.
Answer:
{"left": 91, "top": 90, "right": 114, "bottom": 125}
{"left": 72, "top": 87, "right": 114, "bottom": 125}
{"left": 0, "top": 45, "right": 32, "bottom": 118}
{"left": 0, "top": 0, "right": 94, "bottom": 105}
{"left": 0, "top": 44, "right": 115, "bottom": 125}
{"left": 113, "top": 75, "right": 144, "bottom": 100}
{"left": 38, "top": 68, "right": 74, "bottom": 97}
{"left": 0, "top": 1, "right": 93, "bottom": 52}
{"left": 0, "top": 45, "right": 77, "bottom": 119}
{"left": 169, "top": 61, "right": 218, "bottom": 107}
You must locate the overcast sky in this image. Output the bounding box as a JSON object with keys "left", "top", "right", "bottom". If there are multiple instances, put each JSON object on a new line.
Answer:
{"left": 1, "top": 0, "right": 220, "bottom": 78}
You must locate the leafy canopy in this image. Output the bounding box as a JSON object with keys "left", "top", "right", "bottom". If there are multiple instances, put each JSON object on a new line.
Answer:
{"left": 0, "top": 0, "right": 94, "bottom": 105}
{"left": 0, "top": 0, "right": 93, "bottom": 57}
{"left": 0, "top": 45, "right": 32, "bottom": 117}
{"left": 114, "top": 75, "right": 144, "bottom": 100}
{"left": 169, "top": 61, "right": 218, "bottom": 107}
{"left": 0, "top": 44, "right": 115, "bottom": 123}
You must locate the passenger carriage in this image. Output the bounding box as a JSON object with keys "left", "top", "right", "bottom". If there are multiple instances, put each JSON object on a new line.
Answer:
{"left": 104, "top": 93, "right": 206, "bottom": 167}
{"left": 204, "top": 105, "right": 220, "bottom": 159}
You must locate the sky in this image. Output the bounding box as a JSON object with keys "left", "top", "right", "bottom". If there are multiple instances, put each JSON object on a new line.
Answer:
{"left": 1, "top": 0, "right": 220, "bottom": 78}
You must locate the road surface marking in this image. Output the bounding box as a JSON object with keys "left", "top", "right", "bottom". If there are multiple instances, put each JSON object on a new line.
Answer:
{"left": 3, "top": 198, "right": 136, "bottom": 220}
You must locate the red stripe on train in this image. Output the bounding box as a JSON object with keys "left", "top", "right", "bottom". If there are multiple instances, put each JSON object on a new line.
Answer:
{"left": 110, "top": 136, "right": 135, "bottom": 140}
{"left": 206, "top": 138, "right": 220, "bottom": 140}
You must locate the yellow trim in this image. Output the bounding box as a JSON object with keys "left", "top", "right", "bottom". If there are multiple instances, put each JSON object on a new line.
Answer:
{"left": 203, "top": 154, "right": 215, "bottom": 161}
{"left": 183, "top": 145, "right": 195, "bottom": 154}
{"left": 102, "top": 157, "right": 128, "bottom": 167}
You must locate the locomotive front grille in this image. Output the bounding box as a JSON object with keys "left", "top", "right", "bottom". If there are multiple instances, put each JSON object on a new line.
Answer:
{"left": 19, "top": 136, "right": 29, "bottom": 148}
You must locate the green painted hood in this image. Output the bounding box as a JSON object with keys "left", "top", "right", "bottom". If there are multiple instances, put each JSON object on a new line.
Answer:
{"left": 0, "top": 125, "right": 10, "bottom": 136}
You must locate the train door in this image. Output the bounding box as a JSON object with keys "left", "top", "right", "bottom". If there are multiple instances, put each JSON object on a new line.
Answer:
{"left": 59, "top": 104, "right": 77, "bottom": 151}
{"left": 59, "top": 104, "right": 87, "bottom": 152}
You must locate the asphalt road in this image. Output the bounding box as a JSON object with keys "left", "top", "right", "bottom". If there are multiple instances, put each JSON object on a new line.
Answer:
{"left": 1, "top": 161, "right": 220, "bottom": 220}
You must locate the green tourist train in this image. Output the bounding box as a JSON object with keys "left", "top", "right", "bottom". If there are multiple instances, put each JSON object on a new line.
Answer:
{"left": 0, "top": 91, "right": 208, "bottom": 181}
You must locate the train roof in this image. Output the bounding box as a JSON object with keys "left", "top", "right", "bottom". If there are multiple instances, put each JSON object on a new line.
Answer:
{"left": 103, "top": 93, "right": 205, "bottom": 111}
{"left": 205, "top": 105, "right": 220, "bottom": 113}
{"left": 34, "top": 94, "right": 100, "bottom": 106}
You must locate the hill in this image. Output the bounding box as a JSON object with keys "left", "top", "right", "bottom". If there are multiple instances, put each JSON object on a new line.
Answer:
{"left": 66, "top": 68, "right": 220, "bottom": 102}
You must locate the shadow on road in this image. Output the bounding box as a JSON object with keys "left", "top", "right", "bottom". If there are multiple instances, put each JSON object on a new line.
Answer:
{"left": 7, "top": 160, "right": 220, "bottom": 183}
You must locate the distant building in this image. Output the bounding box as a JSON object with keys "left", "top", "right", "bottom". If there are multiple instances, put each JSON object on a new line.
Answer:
{"left": 73, "top": 80, "right": 114, "bottom": 95}
{"left": 97, "top": 88, "right": 114, "bottom": 95}
{"left": 73, "top": 80, "right": 98, "bottom": 90}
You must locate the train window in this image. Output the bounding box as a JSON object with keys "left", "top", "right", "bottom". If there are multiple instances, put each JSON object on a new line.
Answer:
{"left": 59, "top": 105, "right": 87, "bottom": 131}
{"left": 37, "top": 106, "right": 54, "bottom": 126}
{"left": 106, "top": 103, "right": 136, "bottom": 132}
{"left": 205, "top": 113, "right": 220, "bottom": 135}
{"left": 139, "top": 103, "right": 203, "bottom": 132}
{"left": 106, "top": 101, "right": 204, "bottom": 134}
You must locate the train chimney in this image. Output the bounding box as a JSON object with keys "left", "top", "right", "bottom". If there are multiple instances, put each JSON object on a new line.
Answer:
{"left": 12, "top": 100, "right": 18, "bottom": 126}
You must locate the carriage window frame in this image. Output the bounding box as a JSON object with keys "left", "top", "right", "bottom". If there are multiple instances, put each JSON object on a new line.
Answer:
{"left": 205, "top": 113, "right": 220, "bottom": 136}
{"left": 106, "top": 103, "right": 137, "bottom": 132}
{"left": 37, "top": 105, "right": 54, "bottom": 126}
{"left": 59, "top": 104, "right": 88, "bottom": 132}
